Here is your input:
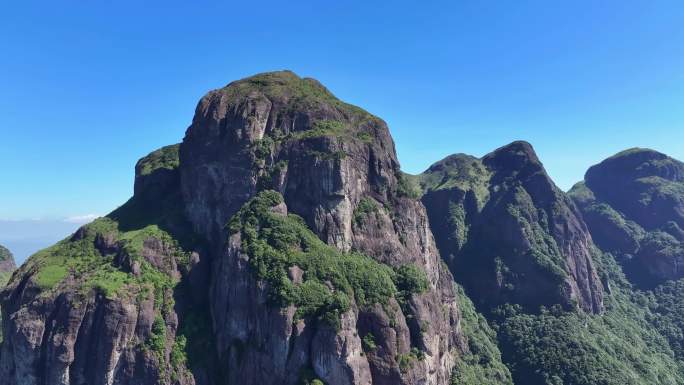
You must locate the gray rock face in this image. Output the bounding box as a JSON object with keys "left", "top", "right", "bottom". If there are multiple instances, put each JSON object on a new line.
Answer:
{"left": 182, "top": 71, "right": 462, "bottom": 384}
{"left": 0, "top": 231, "right": 190, "bottom": 385}
{"left": 419, "top": 142, "right": 604, "bottom": 314}
{"left": 210, "top": 230, "right": 374, "bottom": 385}
{"left": 0, "top": 143, "right": 198, "bottom": 385}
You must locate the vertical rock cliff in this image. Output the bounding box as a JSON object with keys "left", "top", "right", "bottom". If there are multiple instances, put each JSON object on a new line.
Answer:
{"left": 180, "top": 71, "right": 462, "bottom": 385}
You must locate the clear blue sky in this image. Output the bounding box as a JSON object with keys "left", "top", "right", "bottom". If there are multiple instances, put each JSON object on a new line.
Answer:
{"left": 1, "top": 0, "right": 683, "bottom": 224}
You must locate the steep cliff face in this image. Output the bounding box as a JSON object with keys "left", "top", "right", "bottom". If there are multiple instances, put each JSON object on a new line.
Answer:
{"left": 180, "top": 71, "right": 463, "bottom": 385}
{"left": 0, "top": 71, "right": 490, "bottom": 385}
{"left": 569, "top": 148, "right": 684, "bottom": 288}
{"left": 419, "top": 141, "right": 603, "bottom": 314}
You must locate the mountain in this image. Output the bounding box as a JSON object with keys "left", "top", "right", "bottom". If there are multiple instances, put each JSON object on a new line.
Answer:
{"left": 417, "top": 142, "right": 603, "bottom": 314}
{"left": 0, "top": 71, "right": 510, "bottom": 385}
{"left": 416, "top": 144, "right": 684, "bottom": 385}
{"left": 569, "top": 148, "right": 684, "bottom": 288}
{"left": 570, "top": 148, "right": 684, "bottom": 364}
{"left": 3, "top": 71, "right": 684, "bottom": 385}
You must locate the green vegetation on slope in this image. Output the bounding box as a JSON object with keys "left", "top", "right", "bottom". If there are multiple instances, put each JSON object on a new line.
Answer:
{"left": 136, "top": 144, "right": 180, "bottom": 176}
{"left": 27, "top": 217, "right": 177, "bottom": 298}
{"left": 451, "top": 285, "right": 513, "bottom": 385}
{"left": 567, "top": 181, "right": 596, "bottom": 207}
{"left": 418, "top": 154, "right": 491, "bottom": 206}
{"left": 634, "top": 176, "right": 684, "bottom": 206}
{"left": 13, "top": 144, "right": 207, "bottom": 382}
{"left": 19, "top": 212, "right": 192, "bottom": 379}
{"left": 505, "top": 186, "right": 568, "bottom": 281}
{"left": 293, "top": 119, "right": 347, "bottom": 140}
{"left": 584, "top": 202, "right": 645, "bottom": 243}
{"left": 493, "top": 249, "right": 684, "bottom": 385}
{"left": 227, "top": 190, "right": 427, "bottom": 328}
{"left": 353, "top": 197, "right": 380, "bottom": 225}
{"left": 396, "top": 172, "right": 422, "bottom": 199}
{"left": 646, "top": 278, "right": 684, "bottom": 360}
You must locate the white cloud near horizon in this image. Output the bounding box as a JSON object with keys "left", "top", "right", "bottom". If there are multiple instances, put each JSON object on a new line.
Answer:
{"left": 63, "top": 214, "right": 101, "bottom": 224}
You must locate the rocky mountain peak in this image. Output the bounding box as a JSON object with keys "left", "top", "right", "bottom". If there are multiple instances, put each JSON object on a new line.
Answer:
{"left": 582, "top": 147, "right": 684, "bottom": 231}
{"left": 180, "top": 71, "right": 401, "bottom": 248}
{"left": 134, "top": 71, "right": 464, "bottom": 384}
{"left": 420, "top": 140, "right": 603, "bottom": 314}
{"left": 187, "top": 70, "right": 391, "bottom": 147}
{"left": 5, "top": 72, "right": 684, "bottom": 385}
{"left": 0, "top": 245, "right": 14, "bottom": 267}
{"left": 482, "top": 140, "right": 541, "bottom": 169}
{"left": 570, "top": 148, "right": 684, "bottom": 288}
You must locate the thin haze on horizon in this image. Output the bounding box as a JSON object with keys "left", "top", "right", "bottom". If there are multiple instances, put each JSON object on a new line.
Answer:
{"left": 1, "top": 1, "right": 683, "bottom": 227}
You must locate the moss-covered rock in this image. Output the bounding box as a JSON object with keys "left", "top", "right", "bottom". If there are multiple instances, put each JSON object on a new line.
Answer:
{"left": 227, "top": 190, "right": 402, "bottom": 328}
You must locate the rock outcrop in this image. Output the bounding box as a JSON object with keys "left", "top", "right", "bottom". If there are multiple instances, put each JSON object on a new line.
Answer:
{"left": 418, "top": 141, "right": 604, "bottom": 314}
{"left": 0, "top": 71, "right": 476, "bottom": 385}
{"left": 0, "top": 143, "right": 203, "bottom": 385}
{"left": 569, "top": 148, "right": 684, "bottom": 287}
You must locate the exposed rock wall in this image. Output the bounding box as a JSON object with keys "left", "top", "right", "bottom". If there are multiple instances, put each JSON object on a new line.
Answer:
{"left": 181, "top": 71, "right": 462, "bottom": 385}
